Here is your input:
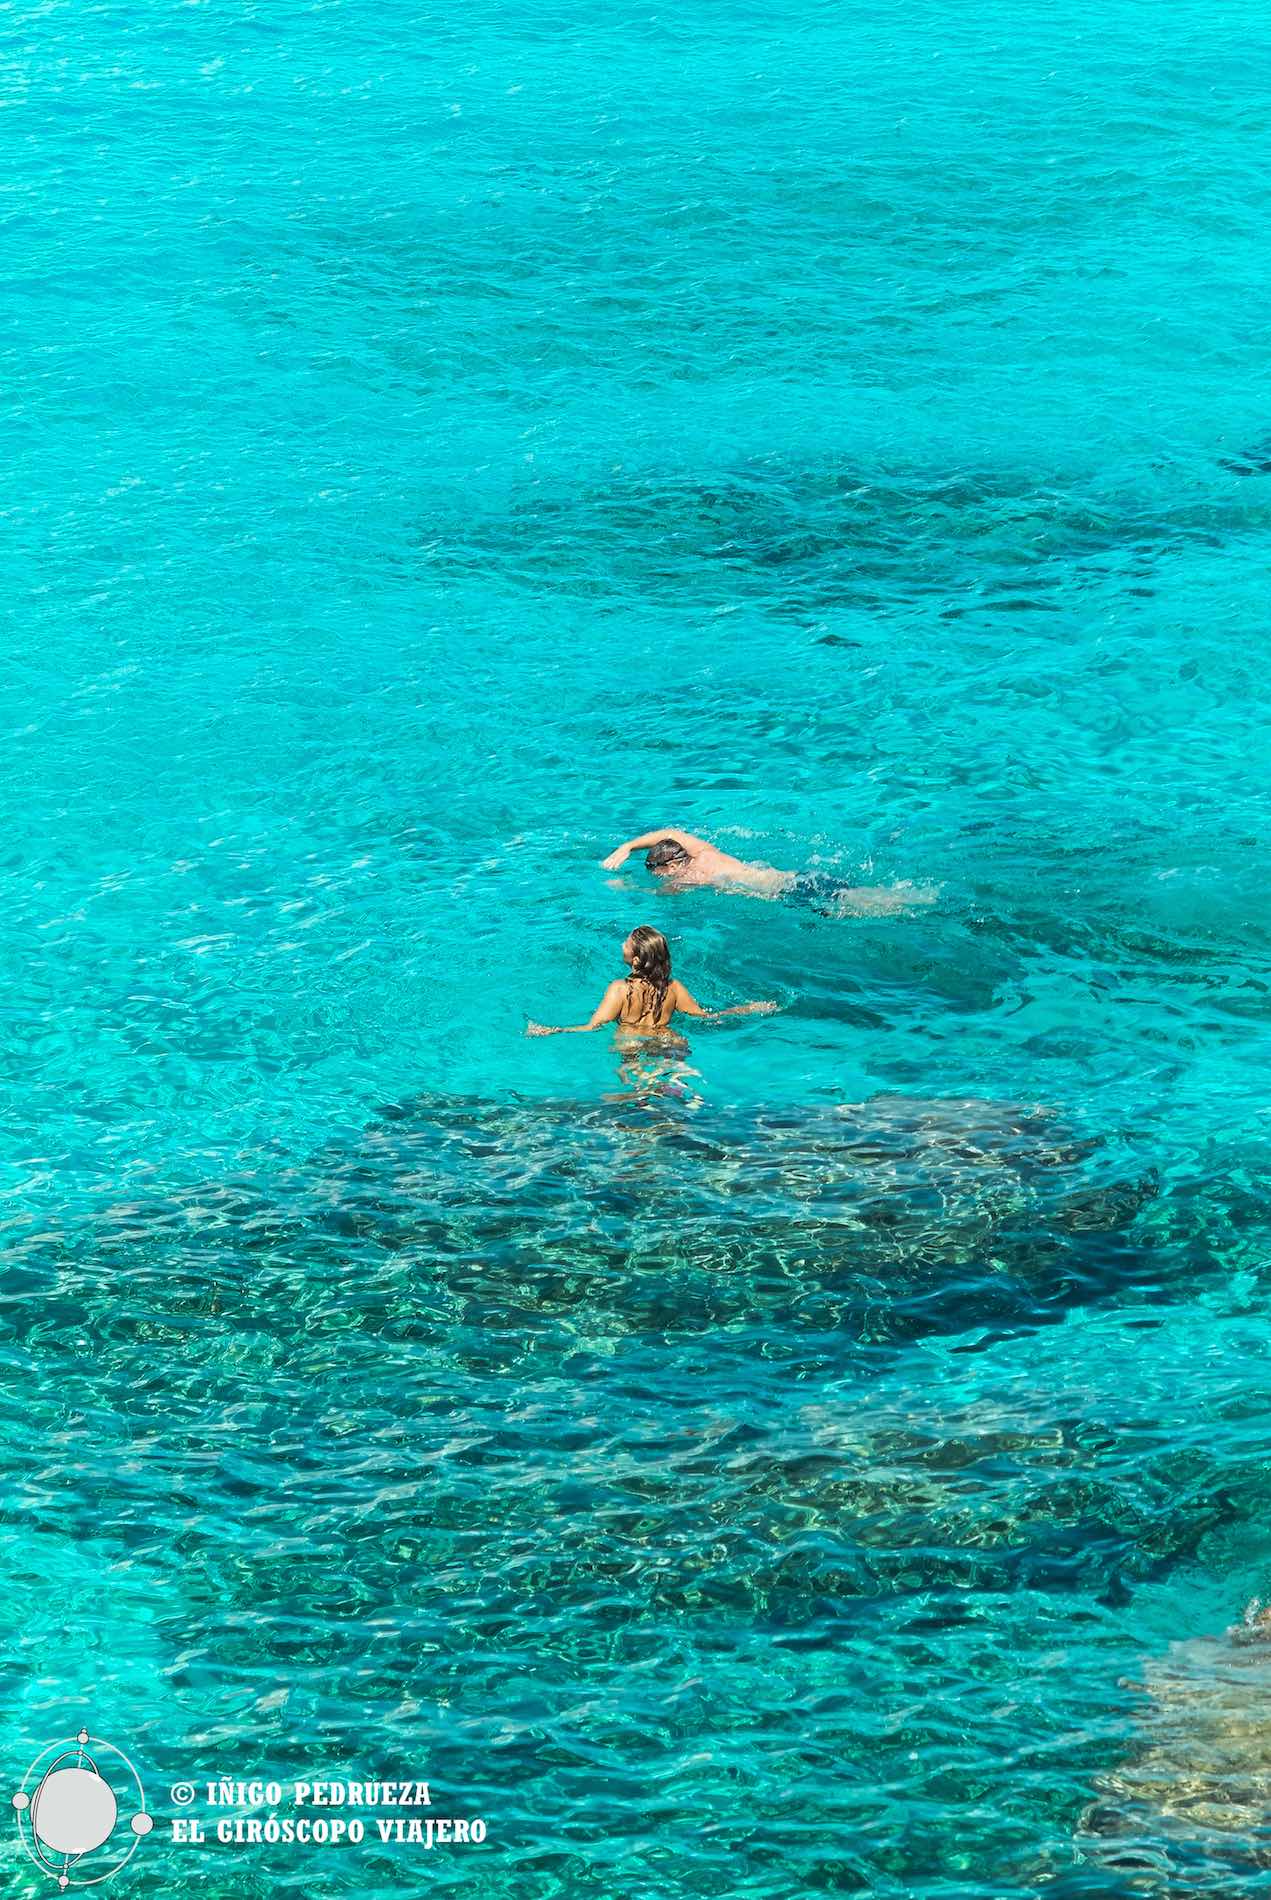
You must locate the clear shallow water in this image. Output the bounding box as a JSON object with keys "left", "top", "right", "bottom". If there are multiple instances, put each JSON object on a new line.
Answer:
{"left": 4, "top": 0, "right": 1271, "bottom": 1893}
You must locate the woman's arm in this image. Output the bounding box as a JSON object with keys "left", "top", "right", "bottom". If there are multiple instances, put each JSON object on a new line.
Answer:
{"left": 527, "top": 981, "right": 626, "bottom": 1036}
{"left": 671, "top": 983, "right": 777, "bottom": 1022}
{"left": 601, "top": 827, "right": 711, "bottom": 871}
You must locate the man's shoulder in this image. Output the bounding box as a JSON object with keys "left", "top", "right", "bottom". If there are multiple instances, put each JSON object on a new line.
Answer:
{"left": 699, "top": 844, "right": 748, "bottom": 872}
{"left": 708, "top": 847, "right": 766, "bottom": 876}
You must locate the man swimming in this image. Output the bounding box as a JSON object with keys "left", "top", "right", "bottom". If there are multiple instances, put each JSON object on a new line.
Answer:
{"left": 601, "top": 827, "right": 930, "bottom": 914}
{"left": 602, "top": 828, "right": 787, "bottom": 894}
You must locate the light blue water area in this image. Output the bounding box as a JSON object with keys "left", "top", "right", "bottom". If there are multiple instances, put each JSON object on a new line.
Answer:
{"left": 4, "top": 0, "right": 1271, "bottom": 1893}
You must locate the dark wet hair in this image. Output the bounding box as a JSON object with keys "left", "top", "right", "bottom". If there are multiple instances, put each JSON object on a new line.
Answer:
{"left": 625, "top": 925, "right": 673, "bottom": 1023}
{"left": 645, "top": 837, "right": 691, "bottom": 871}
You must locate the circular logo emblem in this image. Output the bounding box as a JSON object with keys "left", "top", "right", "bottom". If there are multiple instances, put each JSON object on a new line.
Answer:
{"left": 12, "top": 1731, "right": 151, "bottom": 1889}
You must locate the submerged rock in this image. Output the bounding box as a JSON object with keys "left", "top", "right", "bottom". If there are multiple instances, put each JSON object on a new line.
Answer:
{"left": 1079, "top": 1604, "right": 1271, "bottom": 1889}
{"left": 71, "top": 1091, "right": 1161, "bottom": 1349}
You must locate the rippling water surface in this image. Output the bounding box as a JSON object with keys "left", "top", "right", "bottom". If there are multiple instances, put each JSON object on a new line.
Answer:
{"left": 5, "top": 0, "right": 1271, "bottom": 1893}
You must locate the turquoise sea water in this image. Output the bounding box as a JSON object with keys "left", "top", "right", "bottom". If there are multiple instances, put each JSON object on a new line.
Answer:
{"left": 5, "top": 0, "right": 1271, "bottom": 1892}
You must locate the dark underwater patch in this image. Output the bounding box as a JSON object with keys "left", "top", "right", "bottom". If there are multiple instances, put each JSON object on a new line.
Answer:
{"left": 1219, "top": 432, "right": 1271, "bottom": 477}
{"left": 49, "top": 1091, "right": 1167, "bottom": 1353}
{"left": 1, "top": 1089, "right": 1265, "bottom": 1900}
{"left": 413, "top": 454, "right": 1271, "bottom": 617}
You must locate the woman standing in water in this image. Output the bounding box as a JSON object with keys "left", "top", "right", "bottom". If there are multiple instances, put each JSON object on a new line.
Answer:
{"left": 526, "top": 926, "right": 775, "bottom": 1036}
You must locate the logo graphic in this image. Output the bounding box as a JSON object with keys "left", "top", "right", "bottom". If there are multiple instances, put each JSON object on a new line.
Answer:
{"left": 11, "top": 1731, "right": 151, "bottom": 1889}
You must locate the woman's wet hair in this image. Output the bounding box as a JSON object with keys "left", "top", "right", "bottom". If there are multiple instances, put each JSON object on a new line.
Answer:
{"left": 645, "top": 838, "right": 691, "bottom": 871}
{"left": 625, "top": 925, "right": 673, "bottom": 1023}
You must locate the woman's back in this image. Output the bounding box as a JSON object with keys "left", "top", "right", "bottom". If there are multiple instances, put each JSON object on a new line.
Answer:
{"left": 618, "top": 975, "right": 679, "bottom": 1032}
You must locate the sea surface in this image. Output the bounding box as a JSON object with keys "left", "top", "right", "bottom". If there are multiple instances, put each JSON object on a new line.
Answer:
{"left": 4, "top": 0, "right": 1271, "bottom": 1893}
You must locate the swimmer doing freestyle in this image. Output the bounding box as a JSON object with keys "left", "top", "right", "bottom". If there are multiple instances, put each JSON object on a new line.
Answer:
{"left": 526, "top": 925, "right": 775, "bottom": 1036}
{"left": 600, "top": 827, "right": 931, "bottom": 914}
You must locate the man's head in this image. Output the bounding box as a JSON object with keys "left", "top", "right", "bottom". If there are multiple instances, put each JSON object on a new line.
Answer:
{"left": 645, "top": 838, "right": 691, "bottom": 877}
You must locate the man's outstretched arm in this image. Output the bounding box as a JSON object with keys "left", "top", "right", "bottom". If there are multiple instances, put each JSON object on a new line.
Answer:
{"left": 601, "top": 828, "right": 711, "bottom": 871}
